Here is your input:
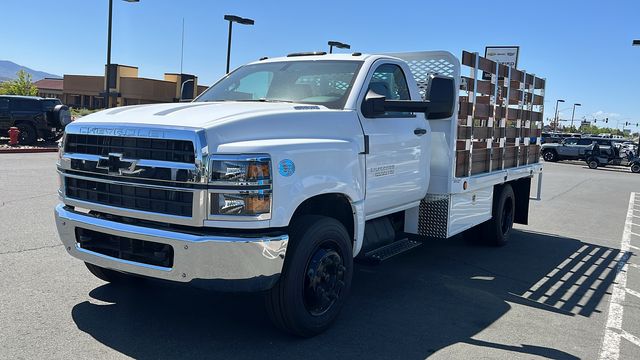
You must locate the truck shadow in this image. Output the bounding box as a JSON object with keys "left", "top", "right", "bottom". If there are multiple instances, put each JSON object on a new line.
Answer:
{"left": 71, "top": 229, "right": 626, "bottom": 360}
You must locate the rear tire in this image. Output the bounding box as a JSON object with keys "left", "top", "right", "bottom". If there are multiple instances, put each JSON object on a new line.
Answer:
{"left": 481, "top": 184, "right": 515, "bottom": 246}
{"left": 265, "top": 215, "right": 353, "bottom": 337}
{"left": 631, "top": 164, "right": 640, "bottom": 173}
{"left": 85, "top": 262, "right": 131, "bottom": 283}
{"left": 588, "top": 159, "right": 599, "bottom": 169}
{"left": 542, "top": 150, "right": 558, "bottom": 162}
{"left": 15, "top": 123, "right": 37, "bottom": 145}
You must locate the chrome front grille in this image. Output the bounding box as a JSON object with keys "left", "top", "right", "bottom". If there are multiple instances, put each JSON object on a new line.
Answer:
{"left": 65, "top": 133, "right": 196, "bottom": 164}
{"left": 65, "top": 177, "right": 193, "bottom": 217}
{"left": 58, "top": 125, "right": 207, "bottom": 226}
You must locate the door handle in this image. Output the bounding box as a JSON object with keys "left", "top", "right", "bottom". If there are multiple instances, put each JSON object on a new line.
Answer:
{"left": 414, "top": 128, "right": 427, "bottom": 136}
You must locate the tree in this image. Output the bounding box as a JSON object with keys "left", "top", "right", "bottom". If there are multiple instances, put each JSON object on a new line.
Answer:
{"left": 0, "top": 70, "right": 39, "bottom": 96}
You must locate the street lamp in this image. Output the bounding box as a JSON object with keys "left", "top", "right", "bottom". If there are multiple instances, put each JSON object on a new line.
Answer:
{"left": 105, "top": 0, "right": 139, "bottom": 109}
{"left": 224, "top": 15, "right": 254, "bottom": 74}
{"left": 328, "top": 41, "right": 350, "bottom": 54}
{"left": 554, "top": 99, "right": 565, "bottom": 132}
{"left": 570, "top": 103, "right": 581, "bottom": 131}
{"left": 633, "top": 40, "right": 639, "bottom": 146}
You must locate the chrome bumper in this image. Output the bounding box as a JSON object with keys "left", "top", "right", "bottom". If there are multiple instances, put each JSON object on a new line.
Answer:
{"left": 54, "top": 204, "right": 288, "bottom": 291}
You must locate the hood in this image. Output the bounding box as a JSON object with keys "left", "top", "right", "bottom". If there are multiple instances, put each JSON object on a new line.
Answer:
{"left": 74, "top": 101, "right": 330, "bottom": 129}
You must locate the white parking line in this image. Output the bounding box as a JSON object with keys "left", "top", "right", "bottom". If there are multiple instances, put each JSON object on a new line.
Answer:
{"left": 598, "top": 192, "right": 635, "bottom": 360}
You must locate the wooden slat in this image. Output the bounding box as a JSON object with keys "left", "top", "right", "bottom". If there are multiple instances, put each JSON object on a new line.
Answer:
{"left": 525, "top": 74, "right": 535, "bottom": 85}
{"left": 457, "top": 126, "right": 471, "bottom": 139}
{"left": 535, "top": 77, "right": 545, "bottom": 89}
{"left": 471, "top": 148, "right": 491, "bottom": 175}
{"left": 473, "top": 127, "right": 493, "bottom": 140}
{"left": 459, "top": 102, "right": 492, "bottom": 119}
{"left": 456, "top": 150, "right": 470, "bottom": 177}
{"left": 504, "top": 146, "right": 518, "bottom": 168}
{"left": 461, "top": 51, "right": 496, "bottom": 73}
{"left": 461, "top": 76, "right": 494, "bottom": 94}
{"left": 492, "top": 149, "right": 502, "bottom": 171}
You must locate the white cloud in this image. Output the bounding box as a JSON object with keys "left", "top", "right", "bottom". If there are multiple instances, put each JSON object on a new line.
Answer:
{"left": 591, "top": 110, "right": 621, "bottom": 119}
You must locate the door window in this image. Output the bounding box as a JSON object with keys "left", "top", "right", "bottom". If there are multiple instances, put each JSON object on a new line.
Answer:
{"left": 364, "top": 63, "right": 411, "bottom": 117}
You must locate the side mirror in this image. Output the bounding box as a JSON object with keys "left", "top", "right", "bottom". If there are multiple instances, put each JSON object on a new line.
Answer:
{"left": 424, "top": 75, "right": 455, "bottom": 119}
{"left": 361, "top": 90, "right": 387, "bottom": 117}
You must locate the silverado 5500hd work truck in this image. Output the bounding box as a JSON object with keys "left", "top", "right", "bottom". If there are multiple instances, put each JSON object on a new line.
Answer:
{"left": 55, "top": 50, "right": 545, "bottom": 336}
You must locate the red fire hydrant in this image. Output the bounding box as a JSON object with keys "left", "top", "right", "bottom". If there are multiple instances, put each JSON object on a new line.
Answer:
{"left": 9, "top": 127, "right": 20, "bottom": 146}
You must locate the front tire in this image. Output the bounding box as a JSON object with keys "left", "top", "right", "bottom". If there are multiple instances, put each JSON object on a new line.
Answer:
{"left": 588, "top": 159, "right": 599, "bottom": 169}
{"left": 631, "top": 163, "right": 640, "bottom": 173}
{"left": 542, "top": 150, "right": 558, "bottom": 162}
{"left": 266, "top": 215, "right": 353, "bottom": 337}
{"left": 481, "top": 184, "right": 515, "bottom": 246}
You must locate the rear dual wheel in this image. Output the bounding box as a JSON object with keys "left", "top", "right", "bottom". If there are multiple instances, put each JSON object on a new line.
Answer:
{"left": 266, "top": 215, "right": 353, "bottom": 337}
{"left": 479, "top": 184, "right": 515, "bottom": 246}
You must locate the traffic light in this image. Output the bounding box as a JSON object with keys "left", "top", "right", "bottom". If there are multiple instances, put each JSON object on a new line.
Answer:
{"left": 606, "top": 117, "right": 609, "bottom": 123}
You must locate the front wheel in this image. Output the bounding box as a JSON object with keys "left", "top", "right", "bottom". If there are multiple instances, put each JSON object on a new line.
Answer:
{"left": 265, "top": 215, "right": 353, "bottom": 337}
{"left": 631, "top": 163, "right": 640, "bottom": 173}
{"left": 588, "top": 159, "right": 599, "bottom": 169}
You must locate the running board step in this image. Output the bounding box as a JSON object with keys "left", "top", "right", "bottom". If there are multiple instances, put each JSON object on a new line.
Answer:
{"left": 360, "top": 238, "right": 422, "bottom": 264}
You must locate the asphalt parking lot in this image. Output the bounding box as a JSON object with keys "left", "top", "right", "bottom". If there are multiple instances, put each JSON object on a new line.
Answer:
{"left": 1, "top": 154, "right": 639, "bottom": 360}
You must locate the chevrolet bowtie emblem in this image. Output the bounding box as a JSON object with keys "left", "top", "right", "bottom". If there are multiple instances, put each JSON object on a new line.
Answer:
{"left": 96, "top": 153, "right": 143, "bottom": 176}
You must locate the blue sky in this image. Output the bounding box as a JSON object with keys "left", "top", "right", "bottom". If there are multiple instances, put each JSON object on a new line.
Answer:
{"left": 2, "top": 0, "right": 639, "bottom": 129}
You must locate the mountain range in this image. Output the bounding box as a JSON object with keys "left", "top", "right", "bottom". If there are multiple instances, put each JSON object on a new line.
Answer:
{"left": 0, "top": 60, "right": 61, "bottom": 82}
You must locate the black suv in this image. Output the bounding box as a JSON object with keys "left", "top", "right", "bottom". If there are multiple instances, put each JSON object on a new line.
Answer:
{"left": 0, "top": 95, "right": 71, "bottom": 144}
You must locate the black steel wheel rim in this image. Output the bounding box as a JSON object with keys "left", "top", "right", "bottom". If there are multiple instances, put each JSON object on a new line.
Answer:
{"left": 544, "top": 152, "right": 553, "bottom": 160}
{"left": 303, "top": 241, "right": 346, "bottom": 316}
{"left": 501, "top": 198, "right": 513, "bottom": 236}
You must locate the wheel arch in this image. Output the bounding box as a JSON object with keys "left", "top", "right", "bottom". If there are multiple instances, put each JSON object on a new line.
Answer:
{"left": 289, "top": 193, "right": 363, "bottom": 255}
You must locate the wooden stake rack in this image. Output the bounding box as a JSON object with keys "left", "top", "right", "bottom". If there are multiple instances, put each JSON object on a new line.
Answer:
{"left": 455, "top": 51, "right": 545, "bottom": 178}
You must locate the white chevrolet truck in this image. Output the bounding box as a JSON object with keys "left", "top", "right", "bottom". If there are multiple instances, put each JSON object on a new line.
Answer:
{"left": 55, "top": 50, "right": 545, "bottom": 336}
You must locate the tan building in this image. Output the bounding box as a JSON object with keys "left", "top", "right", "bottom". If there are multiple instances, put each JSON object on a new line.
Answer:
{"left": 34, "top": 78, "right": 63, "bottom": 99}
{"left": 37, "top": 64, "right": 208, "bottom": 109}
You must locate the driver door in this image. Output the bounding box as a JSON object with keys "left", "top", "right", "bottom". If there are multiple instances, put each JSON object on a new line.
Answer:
{"left": 357, "top": 62, "right": 430, "bottom": 217}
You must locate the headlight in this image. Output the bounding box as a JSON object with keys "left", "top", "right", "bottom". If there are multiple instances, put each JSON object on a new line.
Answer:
{"left": 210, "top": 155, "right": 271, "bottom": 184}
{"left": 210, "top": 192, "right": 271, "bottom": 216}
{"left": 208, "top": 154, "right": 272, "bottom": 219}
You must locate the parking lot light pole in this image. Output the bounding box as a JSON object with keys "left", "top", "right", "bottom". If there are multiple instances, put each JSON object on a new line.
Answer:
{"left": 224, "top": 15, "right": 254, "bottom": 74}
{"left": 554, "top": 99, "right": 565, "bottom": 132}
{"left": 328, "top": 41, "right": 350, "bottom": 54}
{"left": 570, "top": 103, "right": 581, "bottom": 131}
{"left": 633, "top": 40, "right": 639, "bottom": 147}
{"left": 105, "top": 0, "right": 139, "bottom": 109}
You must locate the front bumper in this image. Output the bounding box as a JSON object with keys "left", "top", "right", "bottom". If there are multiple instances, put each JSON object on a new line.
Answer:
{"left": 55, "top": 204, "right": 288, "bottom": 291}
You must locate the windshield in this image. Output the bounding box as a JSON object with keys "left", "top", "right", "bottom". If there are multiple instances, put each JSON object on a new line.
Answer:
{"left": 196, "top": 60, "right": 363, "bottom": 109}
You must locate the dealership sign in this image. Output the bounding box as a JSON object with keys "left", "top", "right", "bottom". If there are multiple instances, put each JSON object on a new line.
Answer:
{"left": 483, "top": 46, "right": 519, "bottom": 80}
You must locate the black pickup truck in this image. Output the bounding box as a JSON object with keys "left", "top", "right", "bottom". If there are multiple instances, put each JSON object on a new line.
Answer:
{"left": 0, "top": 95, "right": 71, "bottom": 144}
